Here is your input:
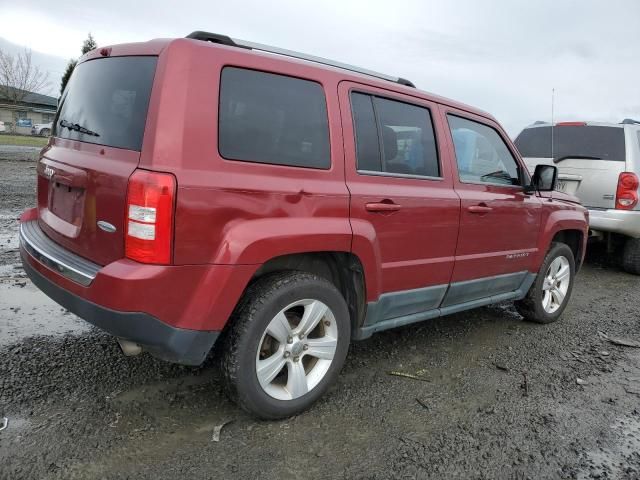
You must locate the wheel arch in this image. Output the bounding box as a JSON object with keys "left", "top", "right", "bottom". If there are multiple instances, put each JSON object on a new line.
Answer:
{"left": 551, "top": 229, "right": 585, "bottom": 271}
{"left": 538, "top": 209, "right": 588, "bottom": 272}
{"left": 249, "top": 252, "right": 367, "bottom": 336}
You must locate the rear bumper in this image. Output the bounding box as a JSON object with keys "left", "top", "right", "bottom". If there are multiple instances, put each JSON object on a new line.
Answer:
{"left": 21, "top": 253, "right": 218, "bottom": 365}
{"left": 19, "top": 217, "right": 258, "bottom": 365}
{"left": 588, "top": 209, "right": 640, "bottom": 238}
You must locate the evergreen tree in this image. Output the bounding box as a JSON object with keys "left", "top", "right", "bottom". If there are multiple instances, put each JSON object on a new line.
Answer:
{"left": 60, "top": 59, "right": 77, "bottom": 95}
{"left": 60, "top": 33, "right": 97, "bottom": 94}
{"left": 81, "top": 34, "right": 97, "bottom": 55}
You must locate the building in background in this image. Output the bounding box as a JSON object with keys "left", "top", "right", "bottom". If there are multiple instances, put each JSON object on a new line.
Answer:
{"left": 0, "top": 88, "right": 56, "bottom": 134}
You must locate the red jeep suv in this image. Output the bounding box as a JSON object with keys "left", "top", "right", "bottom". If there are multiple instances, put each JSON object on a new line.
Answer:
{"left": 19, "top": 32, "right": 589, "bottom": 419}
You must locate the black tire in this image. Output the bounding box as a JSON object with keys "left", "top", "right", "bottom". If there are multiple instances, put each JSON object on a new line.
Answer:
{"left": 515, "top": 242, "right": 575, "bottom": 324}
{"left": 622, "top": 238, "right": 640, "bottom": 275}
{"left": 40, "top": 128, "right": 50, "bottom": 137}
{"left": 220, "top": 271, "right": 351, "bottom": 419}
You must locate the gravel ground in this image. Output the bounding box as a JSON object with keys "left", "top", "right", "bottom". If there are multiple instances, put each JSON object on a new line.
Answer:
{"left": 1, "top": 158, "right": 640, "bottom": 479}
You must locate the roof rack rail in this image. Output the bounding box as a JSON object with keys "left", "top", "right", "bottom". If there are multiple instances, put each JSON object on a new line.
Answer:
{"left": 621, "top": 118, "right": 640, "bottom": 125}
{"left": 186, "top": 31, "right": 415, "bottom": 88}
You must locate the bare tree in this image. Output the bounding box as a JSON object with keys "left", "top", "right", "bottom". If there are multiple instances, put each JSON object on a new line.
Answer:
{"left": 0, "top": 48, "right": 50, "bottom": 101}
{"left": 0, "top": 48, "right": 50, "bottom": 130}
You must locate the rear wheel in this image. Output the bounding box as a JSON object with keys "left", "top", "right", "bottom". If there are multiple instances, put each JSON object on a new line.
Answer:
{"left": 515, "top": 242, "right": 575, "bottom": 324}
{"left": 40, "top": 128, "right": 50, "bottom": 136}
{"left": 221, "top": 271, "right": 350, "bottom": 419}
{"left": 622, "top": 238, "right": 640, "bottom": 275}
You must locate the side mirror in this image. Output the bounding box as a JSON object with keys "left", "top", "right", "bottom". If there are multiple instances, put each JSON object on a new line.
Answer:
{"left": 526, "top": 164, "right": 558, "bottom": 193}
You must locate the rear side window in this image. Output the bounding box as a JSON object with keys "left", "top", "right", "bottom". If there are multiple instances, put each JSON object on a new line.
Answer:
{"left": 219, "top": 67, "right": 330, "bottom": 169}
{"left": 54, "top": 56, "right": 157, "bottom": 151}
{"left": 514, "top": 125, "right": 626, "bottom": 161}
{"left": 448, "top": 115, "right": 520, "bottom": 186}
{"left": 351, "top": 92, "right": 440, "bottom": 178}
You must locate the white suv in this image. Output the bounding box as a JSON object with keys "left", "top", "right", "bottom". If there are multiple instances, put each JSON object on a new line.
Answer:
{"left": 515, "top": 120, "right": 640, "bottom": 274}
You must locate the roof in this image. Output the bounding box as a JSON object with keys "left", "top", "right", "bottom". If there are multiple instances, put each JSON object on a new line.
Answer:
{"left": 0, "top": 86, "right": 57, "bottom": 108}
{"left": 82, "top": 36, "right": 496, "bottom": 124}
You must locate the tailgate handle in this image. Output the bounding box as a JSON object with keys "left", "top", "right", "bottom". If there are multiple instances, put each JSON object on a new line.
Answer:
{"left": 468, "top": 204, "right": 493, "bottom": 214}
{"left": 51, "top": 169, "right": 87, "bottom": 188}
{"left": 365, "top": 201, "right": 402, "bottom": 213}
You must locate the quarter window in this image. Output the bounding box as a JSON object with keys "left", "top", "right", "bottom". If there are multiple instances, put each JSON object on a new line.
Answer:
{"left": 351, "top": 92, "right": 440, "bottom": 178}
{"left": 447, "top": 115, "right": 520, "bottom": 186}
{"left": 219, "top": 67, "right": 330, "bottom": 169}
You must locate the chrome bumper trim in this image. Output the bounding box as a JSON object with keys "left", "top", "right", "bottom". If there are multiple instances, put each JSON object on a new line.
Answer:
{"left": 19, "top": 220, "right": 100, "bottom": 286}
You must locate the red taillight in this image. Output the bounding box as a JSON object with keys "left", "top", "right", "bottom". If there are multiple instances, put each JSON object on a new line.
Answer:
{"left": 616, "top": 172, "right": 639, "bottom": 210}
{"left": 125, "top": 170, "right": 176, "bottom": 264}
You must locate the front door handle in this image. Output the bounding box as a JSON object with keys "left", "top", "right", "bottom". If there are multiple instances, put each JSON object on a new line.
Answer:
{"left": 467, "top": 204, "right": 493, "bottom": 214}
{"left": 365, "top": 202, "right": 402, "bottom": 213}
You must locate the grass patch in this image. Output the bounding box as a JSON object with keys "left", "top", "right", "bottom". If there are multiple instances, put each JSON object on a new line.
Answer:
{"left": 0, "top": 134, "right": 48, "bottom": 147}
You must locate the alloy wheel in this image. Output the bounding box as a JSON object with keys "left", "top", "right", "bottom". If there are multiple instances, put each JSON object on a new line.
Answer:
{"left": 541, "top": 255, "right": 570, "bottom": 314}
{"left": 255, "top": 299, "right": 338, "bottom": 400}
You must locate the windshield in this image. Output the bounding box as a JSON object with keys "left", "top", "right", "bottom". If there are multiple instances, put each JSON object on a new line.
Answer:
{"left": 514, "top": 125, "right": 626, "bottom": 161}
{"left": 54, "top": 56, "right": 157, "bottom": 151}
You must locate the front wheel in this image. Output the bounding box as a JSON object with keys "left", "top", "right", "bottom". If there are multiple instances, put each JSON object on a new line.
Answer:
{"left": 221, "top": 271, "right": 350, "bottom": 419}
{"left": 515, "top": 242, "right": 575, "bottom": 324}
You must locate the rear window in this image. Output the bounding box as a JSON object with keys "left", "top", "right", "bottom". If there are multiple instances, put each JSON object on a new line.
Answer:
{"left": 54, "top": 56, "right": 157, "bottom": 151}
{"left": 218, "top": 67, "right": 330, "bottom": 169}
{"left": 514, "top": 125, "right": 626, "bottom": 161}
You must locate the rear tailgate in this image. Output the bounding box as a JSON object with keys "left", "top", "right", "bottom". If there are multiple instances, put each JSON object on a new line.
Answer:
{"left": 37, "top": 55, "right": 157, "bottom": 266}
{"left": 515, "top": 125, "right": 626, "bottom": 209}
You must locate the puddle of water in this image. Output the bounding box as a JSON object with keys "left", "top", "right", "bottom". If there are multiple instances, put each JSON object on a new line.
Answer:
{"left": 0, "top": 281, "right": 90, "bottom": 345}
{"left": 579, "top": 414, "right": 640, "bottom": 479}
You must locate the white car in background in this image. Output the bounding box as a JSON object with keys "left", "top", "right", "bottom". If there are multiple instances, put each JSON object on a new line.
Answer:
{"left": 0, "top": 121, "right": 6, "bottom": 132}
{"left": 31, "top": 122, "right": 52, "bottom": 136}
{"left": 515, "top": 119, "right": 640, "bottom": 274}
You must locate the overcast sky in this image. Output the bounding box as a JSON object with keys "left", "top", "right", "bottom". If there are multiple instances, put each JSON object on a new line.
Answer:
{"left": 2, "top": 0, "right": 639, "bottom": 135}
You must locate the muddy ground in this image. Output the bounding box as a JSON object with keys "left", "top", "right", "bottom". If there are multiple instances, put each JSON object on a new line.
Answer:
{"left": 1, "top": 153, "right": 639, "bottom": 480}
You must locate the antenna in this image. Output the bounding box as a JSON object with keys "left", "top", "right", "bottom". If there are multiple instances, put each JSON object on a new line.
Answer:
{"left": 551, "top": 88, "right": 555, "bottom": 161}
{"left": 550, "top": 88, "right": 555, "bottom": 200}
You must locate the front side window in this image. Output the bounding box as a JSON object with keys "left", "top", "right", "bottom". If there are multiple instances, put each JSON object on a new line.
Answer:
{"left": 448, "top": 115, "right": 520, "bottom": 186}
{"left": 219, "top": 67, "right": 330, "bottom": 169}
{"left": 351, "top": 92, "right": 440, "bottom": 178}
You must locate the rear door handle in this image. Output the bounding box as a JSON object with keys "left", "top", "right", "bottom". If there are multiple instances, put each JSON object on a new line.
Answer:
{"left": 365, "top": 202, "right": 402, "bottom": 213}
{"left": 467, "top": 205, "right": 493, "bottom": 214}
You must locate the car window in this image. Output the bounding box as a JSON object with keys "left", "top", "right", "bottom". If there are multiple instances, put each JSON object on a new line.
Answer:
{"left": 351, "top": 92, "right": 440, "bottom": 178}
{"left": 219, "top": 67, "right": 330, "bottom": 169}
{"left": 351, "top": 93, "right": 382, "bottom": 171}
{"left": 448, "top": 115, "right": 520, "bottom": 186}
{"left": 514, "top": 125, "right": 626, "bottom": 161}
{"left": 54, "top": 56, "right": 157, "bottom": 151}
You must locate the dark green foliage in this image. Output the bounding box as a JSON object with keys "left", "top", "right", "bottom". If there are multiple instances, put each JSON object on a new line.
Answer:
{"left": 59, "top": 33, "right": 97, "bottom": 95}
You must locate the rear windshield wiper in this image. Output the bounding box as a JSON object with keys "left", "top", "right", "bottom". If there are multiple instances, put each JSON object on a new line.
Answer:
{"left": 59, "top": 119, "right": 100, "bottom": 137}
{"left": 553, "top": 155, "right": 602, "bottom": 164}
